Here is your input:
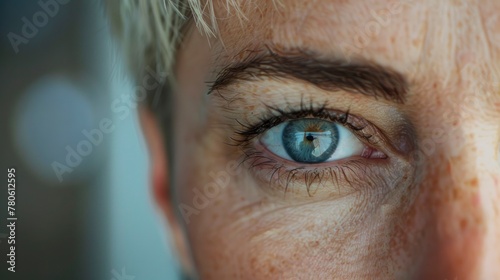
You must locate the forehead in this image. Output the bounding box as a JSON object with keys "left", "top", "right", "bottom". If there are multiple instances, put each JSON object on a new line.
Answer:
{"left": 212, "top": 0, "right": 500, "bottom": 81}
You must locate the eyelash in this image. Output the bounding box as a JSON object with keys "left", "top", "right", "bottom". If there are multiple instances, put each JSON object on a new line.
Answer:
{"left": 234, "top": 101, "right": 373, "bottom": 143}
{"left": 230, "top": 100, "right": 383, "bottom": 195}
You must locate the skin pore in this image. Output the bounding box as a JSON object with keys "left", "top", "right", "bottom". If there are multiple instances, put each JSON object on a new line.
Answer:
{"left": 144, "top": 0, "right": 500, "bottom": 279}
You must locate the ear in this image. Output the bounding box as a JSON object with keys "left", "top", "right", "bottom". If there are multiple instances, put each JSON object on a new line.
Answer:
{"left": 138, "top": 107, "right": 194, "bottom": 274}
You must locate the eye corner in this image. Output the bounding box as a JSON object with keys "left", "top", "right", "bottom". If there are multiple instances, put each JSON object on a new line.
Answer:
{"left": 360, "top": 147, "right": 388, "bottom": 159}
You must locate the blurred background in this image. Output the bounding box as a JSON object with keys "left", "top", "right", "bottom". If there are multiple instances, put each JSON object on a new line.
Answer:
{"left": 0, "top": 1, "right": 181, "bottom": 279}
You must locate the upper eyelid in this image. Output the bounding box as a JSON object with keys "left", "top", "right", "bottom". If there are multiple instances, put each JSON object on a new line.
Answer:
{"left": 233, "top": 106, "right": 376, "bottom": 148}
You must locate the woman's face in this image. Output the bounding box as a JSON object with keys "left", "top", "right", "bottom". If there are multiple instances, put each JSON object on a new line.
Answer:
{"left": 167, "top": 0, "right": 500, "bottom": 278}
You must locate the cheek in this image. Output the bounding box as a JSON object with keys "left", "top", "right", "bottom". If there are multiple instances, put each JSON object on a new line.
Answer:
{"left": 177, "top": 152, "right": 417, "bottom": 279}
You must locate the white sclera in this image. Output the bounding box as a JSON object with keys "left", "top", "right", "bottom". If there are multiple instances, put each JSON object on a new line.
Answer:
{"left": 260, "top": 121, "right": 365, "bottom": 162}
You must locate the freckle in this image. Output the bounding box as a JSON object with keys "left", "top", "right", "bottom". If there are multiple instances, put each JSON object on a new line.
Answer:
{"left": 452, "top": 188, "right": 463, "bottom": 199}
{"left": 460, "top": 218, "right": 467, "bottom": 230}
{"left": 308, "top": 240, "right": 319, "bottom": 248}
{"left": 469, "top": 178, "right": 478, "bottom": 188}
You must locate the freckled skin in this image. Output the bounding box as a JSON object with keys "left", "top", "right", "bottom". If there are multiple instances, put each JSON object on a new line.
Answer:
{"left": 163, "top": 0, "right": 500, "bottom": 279}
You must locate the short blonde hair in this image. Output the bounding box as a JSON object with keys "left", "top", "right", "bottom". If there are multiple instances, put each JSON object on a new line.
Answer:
{"left": 105, "top": 0, "right": 248, "bottom": 171}
{"left": 106, "top": 0, "right": 245, "bottom": 85}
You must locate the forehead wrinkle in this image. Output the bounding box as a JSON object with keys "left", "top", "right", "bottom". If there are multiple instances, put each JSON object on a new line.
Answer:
{"left": 410, "top": 1, "right": 500, "bottom": 91}
{"left": 479, "top": 5, "right": 500, "bottom": 94}
{"left": 211, "top": 0, "right": 369, "bottom": 62}
{"left": 212, "top": 0, "right": 425, "bottom": 75}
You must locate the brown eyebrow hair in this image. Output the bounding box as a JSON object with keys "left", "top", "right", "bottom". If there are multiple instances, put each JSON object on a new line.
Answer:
{"left": 208, "top": 48, "right": 409, "bottom": 104}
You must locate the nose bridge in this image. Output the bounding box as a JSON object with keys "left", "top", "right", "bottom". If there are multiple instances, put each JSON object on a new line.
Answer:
{"left": 418, "top": 117, "right": 500, "bottom": 279}
{"left": 445, "top": 118, "right": 500, "bottom": 229}
{"left": 466, "top": 133, "right": 500, "bottom": 279}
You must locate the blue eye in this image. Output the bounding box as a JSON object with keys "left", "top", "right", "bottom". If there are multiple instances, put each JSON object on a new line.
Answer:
{"left": 282, "top": 119, "right": 339, "bottom": 163}
{"left": 260, "top": 118, "right": 365, "bottom": 163}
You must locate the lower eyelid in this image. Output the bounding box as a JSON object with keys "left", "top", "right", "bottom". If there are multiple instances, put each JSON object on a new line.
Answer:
{"left": 241, "top": 149, "right": 396, "bottom": 199}
{"left": 243, "top": 133, "right": 399, "bottom": 197}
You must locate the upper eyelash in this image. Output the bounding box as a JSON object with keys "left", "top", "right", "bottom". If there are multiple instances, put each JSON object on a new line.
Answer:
{"left": 231, "top": 100, "right": 373, "bottom": 147}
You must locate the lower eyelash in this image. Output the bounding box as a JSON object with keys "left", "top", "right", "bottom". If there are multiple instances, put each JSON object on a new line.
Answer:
{"left": 238, "top": 142, "right": 375, "bottom": 196}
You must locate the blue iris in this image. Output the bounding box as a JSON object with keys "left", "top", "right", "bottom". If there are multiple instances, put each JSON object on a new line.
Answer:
{"left": 282, "top": 119, "right": 339, "bottom": 163}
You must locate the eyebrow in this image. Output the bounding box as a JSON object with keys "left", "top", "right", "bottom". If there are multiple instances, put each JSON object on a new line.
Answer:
{"left": 208, "top": 48, "right": 409, "bottom": 104}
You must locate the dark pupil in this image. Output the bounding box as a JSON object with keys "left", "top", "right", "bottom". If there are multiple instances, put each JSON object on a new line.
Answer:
{"left": 282, "top": 119, "right": 339, "bottom": 163}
